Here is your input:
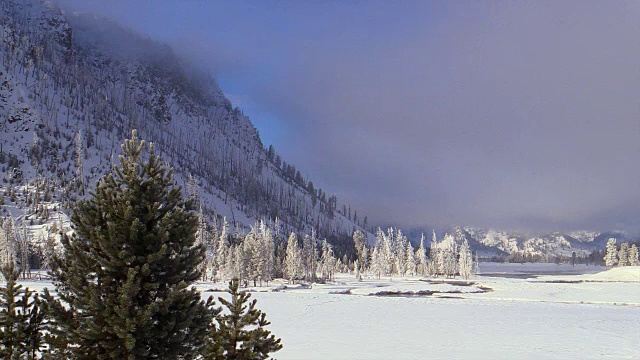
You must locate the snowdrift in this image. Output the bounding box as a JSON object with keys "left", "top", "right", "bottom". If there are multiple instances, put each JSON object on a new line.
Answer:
{"left": 582, "top": 266, "right": 640, "bottom": 282}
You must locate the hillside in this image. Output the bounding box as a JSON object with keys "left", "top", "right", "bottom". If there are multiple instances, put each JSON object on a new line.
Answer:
{"left": 0, "top": 0, "right": 371, "bottom": 261}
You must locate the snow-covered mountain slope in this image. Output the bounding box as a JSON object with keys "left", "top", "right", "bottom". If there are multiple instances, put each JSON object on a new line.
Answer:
{"left": 455, "top": 227, "right": 630, "bottom": 258}
{"left": 0, "top": 0, "right": 371, "bottom": 249}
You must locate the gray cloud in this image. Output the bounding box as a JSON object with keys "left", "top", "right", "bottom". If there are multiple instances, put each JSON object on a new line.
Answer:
{"left": 60, "top": 1, "right": 640, "bottom": 233}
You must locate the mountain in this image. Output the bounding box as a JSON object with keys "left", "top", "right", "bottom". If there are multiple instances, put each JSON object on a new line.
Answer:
{"left": 0, "top": 0, "right": 371, "bottom": 257}
{"left": 451, "top": 227, "right": 630, "bottom": 258}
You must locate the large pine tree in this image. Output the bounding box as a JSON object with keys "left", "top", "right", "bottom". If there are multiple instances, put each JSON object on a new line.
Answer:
{"left": 41, "top": 131, "right": 211, "bottom": 359}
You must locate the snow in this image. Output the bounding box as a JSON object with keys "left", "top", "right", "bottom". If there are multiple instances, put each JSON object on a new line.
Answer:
{"left": 19, "top": 263, "right": 638, "bottom": 359}
{"left": 242, "top": 293, "right": 637, "bottom": 360}
{"left": 583, "top": 266, "right": 640, "bottom": 282}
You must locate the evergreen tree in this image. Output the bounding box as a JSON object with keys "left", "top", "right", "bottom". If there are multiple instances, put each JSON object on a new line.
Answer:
{"left": 352, "top": 230, "right": 368, "bottom": 271}
{"left": 0, "top": 263, "right": 44, "bottom": 359}
{"left": 319, "top": 239, "right": 336, "bottom": 281}
{"left": 618, "top": 242, "right": 630, "bottom": 267}
{"left": 75, "top": 130, "right": 85, "bottom": 195}
{"left": 203, "top": 280, "right": 282, "bottom": 360}
{"left": 404, "top": 240, "right": 416, "bottom": 276}
{"left": 458, "top": 239, "right": 473, "bottom": 280}
{"left": 429, "top": 231, "right": 441, "bottom": 276}
{"left": 243, "top": 226, "right": 263, "bottom": 287}
{"left": 416, "top": 232, "right": 428, "bottom": 276}
{"left": 284, "top": 232, "right": 302, "bottom": 283}
{"left": 215, "top": 217, "right": 229, "bottom": 281}
{"left": 473, "top": 251, "right": 480, "bottom": 275}
{"left": 258, "top": 221, "right": 274, "bottom": 286}
{"left": 604, "top": 238, "right": 618, "bottom": 266}
{"left": 41, "top": 131, "right": 211, "bottom": 359}
{"left": 629, "top": 244, "right": 640, "bottom": 266}
{"left": 370, "top": 246, "right": 383, "bottom": 280}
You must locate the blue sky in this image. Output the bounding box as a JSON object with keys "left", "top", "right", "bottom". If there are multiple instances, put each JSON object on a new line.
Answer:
{"left": 60, "top": 1, "right": 640, "bottom": 232}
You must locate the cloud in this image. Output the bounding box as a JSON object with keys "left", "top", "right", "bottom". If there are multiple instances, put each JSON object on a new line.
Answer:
{"left": 59, "top": 0, "right": 640, "bottom": 232}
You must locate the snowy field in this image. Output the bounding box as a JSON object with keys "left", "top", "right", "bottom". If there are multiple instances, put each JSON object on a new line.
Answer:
{"left": 19, "top": 264, "right": 640, "bottom": 359}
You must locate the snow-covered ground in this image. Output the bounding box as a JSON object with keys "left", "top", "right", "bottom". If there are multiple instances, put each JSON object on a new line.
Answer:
{"left": 16, "top": 264, "right": 640, "bottom": 359}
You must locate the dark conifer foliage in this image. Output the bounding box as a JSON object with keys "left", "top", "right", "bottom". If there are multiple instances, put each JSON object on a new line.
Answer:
{"left": 0, "top": 263, "right": 44, "bottom": 359}
{"left": 41, "top": 130, "right": 211, "bottom": 359}
{"left": 203, "top": 279, "right": 282, "bottom": 360}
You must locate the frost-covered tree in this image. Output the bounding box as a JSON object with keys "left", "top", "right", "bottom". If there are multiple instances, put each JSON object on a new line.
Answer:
{"left": 253, "top": 221, "right": 275, "bottom": 286}
{"left": 458, "top": 239, "right": 473, "bottom": 279}
{"left": 74, "top": 130, "right": 85, "bottom": 195}
{"left": 320, "top": 239, "right": 336, "bottom": 281}
{"left": 629, "top": 244, "right": 640, "bottom": 266}
{"left": 473, "top": 251, "right": 480, "bottom": 275}
{"left": 381, "top": 228, "right": 393, "bottom": 275}
{"left": 617, "top": 242, "right": 630, "bottom": 267}
{"left": 215, "top": 218, "right": 229, "bottom": 281}
{"left": 395, "top": 230, "right": 408, "bottom": 277}
{"left": 302, "top": 231, "right": 318, "bottom": 282}
{"left": 234, "top": 244, "right": 247, "bottom": 285}
{"left": 243, "top": 226, "right": 263, "bottom": 287}
{"left": 17, "top": 221, "right": 30, "bottom": 279}
{"left": 404, "top": 240, "right": 416, "bottom": 276}
{"left": 0, "top": 218, "right": 17, "bottom": 269}
{"left": 284, "top": 232, "right": 302, "bottom": 283}
{"left": 370, "top": 246, "right": 384, "bottom": 280}
{"left": 604, "top": 238, "right": 618, "bottom": 266}
{"left": 353, "top": 229, "right": 368, "bottom": 272}
{"left": 429, "top": 231, "right": 441, "bottom": 276}
{"left": 416, "top": 232, "right": 428, "bottom": 276}
{"left": 441, "top": 234, "right": 457, "bottom": 278}
{"left": 196, "top": 206, "right": 214, "bottom": 281}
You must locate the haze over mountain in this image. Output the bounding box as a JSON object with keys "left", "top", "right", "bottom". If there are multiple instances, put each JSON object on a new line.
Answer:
{"left": 56, "top": 0, "right": 640, "bottom": 234}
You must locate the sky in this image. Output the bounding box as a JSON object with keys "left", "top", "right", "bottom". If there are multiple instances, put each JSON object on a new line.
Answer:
{"left": 59, "top": 0, "right": 640, "bottom": 233}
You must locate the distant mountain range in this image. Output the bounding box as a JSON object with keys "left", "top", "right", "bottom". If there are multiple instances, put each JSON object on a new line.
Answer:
{"left": 432, "top": 227, "right": 632, "bottom": 258}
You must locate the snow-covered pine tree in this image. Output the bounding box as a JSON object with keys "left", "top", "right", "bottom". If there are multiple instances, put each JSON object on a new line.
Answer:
{"left": 382, "top": 228, "right": 393, "bottom": 276}
{"left": 353, "top": 229, "right": 368, "bottom": 271}
{"left": 473, "top": 251, "right": 480, "bottom": 275}
{"left": 17, "top": 221, "right": 30, "bottom": 279}
{"left": 629, "top": 244, "right": 640, "bottom": 266}
{"left": 404, "top": 240, "right": 416, "bottom": 276}
{"left": 74, "top": 130, "right": 85, "bottom": 195}
{"left": 202, "top": 279, "right": 282, "bottom": 359}
{"left": 302, "top": 230, "right": 319, "bottom": 282}
{"left": 395, "top": 230, "right": 408, "bottom": 276}
{"left": 617, "top": 242, "right": 630, "bottom": 267}
{"left": 259, "top": 221, "right": 274, "bottom": 286}
{"left": 243, "top": 226, "right": 263, "bottom": 287}
{"left": 320, "top": 239, "right": 336, "bottom": 281}
{"left": 458, "top": 239, "right": 473, "bottom": 279}
{"left": 302, "top": 234, "right": 312, "bottom": 281}
{"left": 233, "top": 245, "right": 247, "bottom": 285}
{"left": 370, "top": 246, "right": 383, "bottom": 280}
{"left": 0, "top": 218, "right": 17, "bottom": 268}
{"left": 215, "top": 217, "right": 229, "bottom": 281}
{"left": 284, "top": 232, "right": 302, "bottom": 283}
{"left": 41, "top": 131, "right": 211, "bottom": 359}
{"left": 196, "top": 206, "right": 213, "bottom": 281}
{"left": 604, "top": 238, "right": 618, "bottom": 266}
{"left": 441, "top": 234, "right": 457, "bottom": 278}
{"left": 416, "top": 232, "right": 428, "bottom": 276}
{"left": 430, "top": 230, "right": 441, "bottom": 276}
